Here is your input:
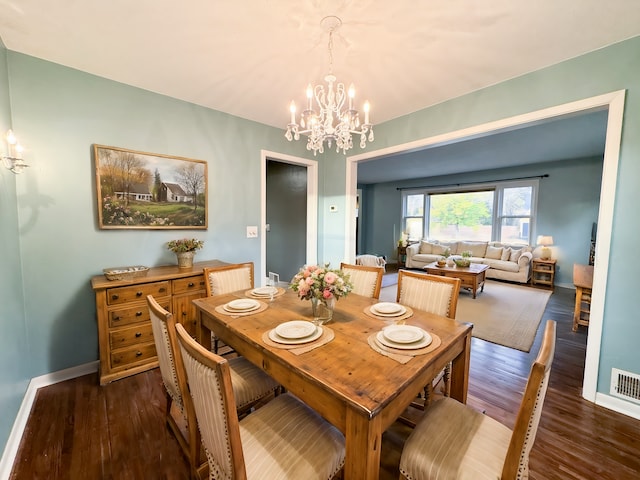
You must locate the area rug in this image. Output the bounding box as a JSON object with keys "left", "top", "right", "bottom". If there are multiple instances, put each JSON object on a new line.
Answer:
{"left": 379, "top": 279, "right": 551, "bottom": 352}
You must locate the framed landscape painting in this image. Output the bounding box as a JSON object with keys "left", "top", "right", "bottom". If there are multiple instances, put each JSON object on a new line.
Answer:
{"left": 94, "top": 145, "right": 208, "bottom": 229}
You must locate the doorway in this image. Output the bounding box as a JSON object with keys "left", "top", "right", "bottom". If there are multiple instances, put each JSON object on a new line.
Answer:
{"left": 345, "top": 91, "right": 625, "bottom": 405}
{"left": 260, "top": 150, "right": 318, "bottom": 285}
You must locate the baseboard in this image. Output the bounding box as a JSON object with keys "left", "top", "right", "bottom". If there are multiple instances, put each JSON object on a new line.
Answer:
{"left": 0, "top": 361, "right": 99, "bottom": 480}
{"left": 595, "top": 391, "right": 640, "bottom": 420}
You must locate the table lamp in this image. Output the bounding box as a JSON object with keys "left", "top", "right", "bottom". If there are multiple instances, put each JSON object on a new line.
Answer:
{"left": 537, "top": 235, "right": 554, "bottom": 260}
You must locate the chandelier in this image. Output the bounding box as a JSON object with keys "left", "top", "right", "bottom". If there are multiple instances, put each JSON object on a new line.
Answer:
{"left": 285, "top": 16, "right": 374, "bottom": 156}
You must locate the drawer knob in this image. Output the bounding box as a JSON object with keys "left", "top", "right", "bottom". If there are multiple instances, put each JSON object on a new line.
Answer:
{"left": 135, "top": 351, "right": 142, "bottom": 357}
{"left": 111, "top": 294, "right": 119, "bottom": 300}
{"left": 113, "top": 316, "right": 120, "bottom": 321}
{"left": 188, "top": 282, "right": 195, "bottom": 287}
{"left": 135, "top": 332, "right": 142, "bottom": 338}
{"left": 182, "top": 311, "right": 187, "bottom": 316}
{"left": 136, "top": 311, "right": 142, "bottom": 316}
{"left": 159, "top": 287, "right": 166, "bottom": 293}
{"left": 136, "top": 291, "right": 143, "bottom": 297}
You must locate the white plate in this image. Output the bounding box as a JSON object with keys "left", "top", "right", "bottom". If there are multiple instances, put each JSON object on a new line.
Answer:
{"left": 372, "top": 302, "right": 403, "bottom": 314}
{"left": 252, "top": 286, "right": 277, "bottom": 296}
{"left": 224, "top": 299, "right": 260, "bottom": 312}
{"left": 383, "top": 325, "right": 424, "bottom": 344}
{"left": 269, "top": 326, "right": 323, "bottom": 345}
{"left": 275, "top": 320, "right": 316, "bottom": 339}
{"left": 376, "top": 330, "right": 432, "bottom": 350}
{"left": 370, "top": 304, "right": 407, "bottom": 317}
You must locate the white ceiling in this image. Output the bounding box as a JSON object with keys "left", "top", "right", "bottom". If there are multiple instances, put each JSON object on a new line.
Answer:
{"left": 0, "top": 1, "right": 638, "bottom": 180}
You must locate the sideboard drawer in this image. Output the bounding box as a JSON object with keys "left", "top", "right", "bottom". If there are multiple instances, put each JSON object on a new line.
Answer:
{"left": 110, "top": 342, "right": 157, "bottom": 369}
{"left": 173, "top": 275, "right": 206, "bottom": 295}
{"left": 106, "top": 281, "right": 170, "bottom": 306}
{"left": 109, "top": 324, "right": 155, "bottom": 349}
{"left": 109, "top": 299, "right": 170, "bottom": 328}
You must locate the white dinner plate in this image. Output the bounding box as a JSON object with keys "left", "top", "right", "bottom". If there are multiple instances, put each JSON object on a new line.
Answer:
{"left": 376, "top": 330, "right": 432, "bottom": 350}
{"left": 275, "top": 320, "right": 317, "bottom": 339}
{"left": 251, "top": 286, "right": 277, "bottom": 297}
{"left": 383, "top": 325, "right": 424, "bottom": 344}
{"left": 223, "top": 299, "right": 260, "bottom": 312}
{"left": 269, "top": 326, "right": 323, "bottom": 345}
{"left": 370, "top": 303, "right": 407, "bottom": 317}
{"left": 372, "top": 302, "right": 403, "bottom": 314}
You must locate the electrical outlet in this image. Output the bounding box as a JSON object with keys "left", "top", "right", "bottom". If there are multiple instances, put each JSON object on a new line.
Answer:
{"left": 246, "top": 226, "right": 258, "bottom": 238}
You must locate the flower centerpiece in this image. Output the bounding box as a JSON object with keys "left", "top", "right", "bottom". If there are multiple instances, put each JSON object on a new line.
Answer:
{"left": 290, "top": 264, "right": 353, "bottom": 322}
{"left": 167, "top": 238, "right": 204, "bottom": 268}
{"left": 454, "top": 250, "right": 472, "bottom": 268}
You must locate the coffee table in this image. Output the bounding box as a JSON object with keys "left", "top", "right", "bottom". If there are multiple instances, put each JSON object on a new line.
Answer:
{"left": 424, "top": 262, "right": 490, "bottom": 299}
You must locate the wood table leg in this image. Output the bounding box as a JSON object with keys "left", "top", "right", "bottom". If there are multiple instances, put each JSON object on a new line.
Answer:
{"left": 448, "top": 332, "right": 471, "bottom": 403}
{"left": 344, "top": 408, "right": 382, "bottom": 480}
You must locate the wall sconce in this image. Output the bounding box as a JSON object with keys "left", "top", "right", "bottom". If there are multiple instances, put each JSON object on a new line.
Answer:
{"left": 2, "top": 129, "right": 29, "bottom": 174}
{"left": 537, "top": 235, "right": 554, "bottom": 260}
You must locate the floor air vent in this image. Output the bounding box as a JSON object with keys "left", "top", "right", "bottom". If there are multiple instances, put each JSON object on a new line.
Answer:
{"left": 610, "top": 368, "right": 640, "bottom": 404}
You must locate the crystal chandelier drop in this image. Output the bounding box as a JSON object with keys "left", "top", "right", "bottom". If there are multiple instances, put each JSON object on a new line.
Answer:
{"left": 285, "top": 16, "right": 374, "bottom": 156}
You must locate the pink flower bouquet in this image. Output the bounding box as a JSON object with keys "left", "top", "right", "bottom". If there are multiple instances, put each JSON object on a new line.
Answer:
{"left": 289, "top": 264, "right": 353, "bottom": 301}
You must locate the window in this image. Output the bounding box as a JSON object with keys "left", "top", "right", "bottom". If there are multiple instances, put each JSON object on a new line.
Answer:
{"left": 402, "top": 180, "right": 538, "bottom": 244}
{"left": 403, "top": 193, "right": 424, "bottom": 240}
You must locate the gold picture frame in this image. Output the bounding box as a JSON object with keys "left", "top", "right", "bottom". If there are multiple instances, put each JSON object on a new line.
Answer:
{"left": 94, "top": 144, "right": 208, "bottom": 230}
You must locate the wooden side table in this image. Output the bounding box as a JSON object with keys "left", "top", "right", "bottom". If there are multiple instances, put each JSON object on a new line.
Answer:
{"left": 531, "top": 258, "right": 556, "bottom": 288}
{"left": 397, "top": 245, "right": 408, "bottom": 267}
{"left": 573, "top": 264, "right": 594, "bottom": 332}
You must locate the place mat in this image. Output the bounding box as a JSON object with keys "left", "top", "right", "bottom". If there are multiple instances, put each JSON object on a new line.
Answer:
{"left": 244, "top": 287, "right": 286, "bottom": 299}
{"left": 363, "top": 305, "right": 414, "bottom": 322}
{"left": 367, "top": 331, "right": 441, "bottom": 364}
{"left": 214, "top": 301, "right": 268, "bottom": 317}
{"left": 262, "top": 327, "right": 334, "bottom": 355}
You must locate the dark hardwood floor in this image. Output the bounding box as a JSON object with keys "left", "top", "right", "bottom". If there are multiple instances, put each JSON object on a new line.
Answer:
{"left": 10, "top": 280, "right": 640, "bottom": 479}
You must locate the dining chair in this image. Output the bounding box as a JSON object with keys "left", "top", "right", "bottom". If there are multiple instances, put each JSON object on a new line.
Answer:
{"left": 340, "top": 262, "right": 384, "bottom": 299}
{"left": 203, "top": 262, "right": 254, "bottom": 353}
{"left": 399, "top": 319, "right": 557, "bottom": 480}
{"left": 147, "top": 295, "right": 280, "bottom": 478}
{"left": 175, "top": 322, "right": 346, "bottom": 480}
{"left": 396, "top": 270, "right": 461, "bottom": 408}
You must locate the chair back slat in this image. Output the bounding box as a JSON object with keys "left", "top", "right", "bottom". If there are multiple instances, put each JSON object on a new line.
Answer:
{"left": 340, "top": 262, "right": 384, "bottom": 299}
{"left": 397, "top": 270, "right": 461, "bottom": 319}
{"left": 502, "top": 319, "right": 556, "bottom": 479}
{"left": 204, "top": 262, "right": 254, "bottom": 296}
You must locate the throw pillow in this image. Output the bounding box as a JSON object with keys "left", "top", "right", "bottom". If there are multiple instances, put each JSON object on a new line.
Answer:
{"left": 485, "top": 245, "right": 503, "bottom": 260}
{"left": 432, "top": 243, "right": 449, "bottom": 255}
{"left": 419, "top": 241, "right": 434, "bottom": 254}
{"left": 501, "top": 247, "right": 511, "bottom": 261}
{"left": 458, "top": 241, "right": 488, "bottom": 258}
{"left": 510, "top": 248, "right": 523, "bottom": 263}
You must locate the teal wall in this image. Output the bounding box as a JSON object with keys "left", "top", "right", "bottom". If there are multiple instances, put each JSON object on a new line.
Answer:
{"left": 0, "top": 40, "right": 29, "bottom": 458}
{"left": 1, "top": 33, "right": 640, "bottom": 458}
{"left": 359, "top": 156, "right": 603, "bottom": 287}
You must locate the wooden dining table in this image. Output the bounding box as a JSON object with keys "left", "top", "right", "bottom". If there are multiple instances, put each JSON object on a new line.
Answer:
{"left": 193, "top": 290, "right": 473, "bottom": 480}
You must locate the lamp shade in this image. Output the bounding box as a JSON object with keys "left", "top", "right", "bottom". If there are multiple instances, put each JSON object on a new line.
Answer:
{"left": 537, "top": 235, "right": 554, "bottom": 260}
{"left": 537, "top": 235, "right": 554, "bottom": 246}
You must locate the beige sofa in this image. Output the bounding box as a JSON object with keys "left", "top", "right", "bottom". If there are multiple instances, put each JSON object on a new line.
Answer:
{"left": 405, "top": 240, "right": 533, "bottom": 284}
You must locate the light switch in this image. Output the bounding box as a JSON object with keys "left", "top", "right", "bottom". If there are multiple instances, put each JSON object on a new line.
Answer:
{"left": 246, "top": 226, "right": 258, "bottom": 238}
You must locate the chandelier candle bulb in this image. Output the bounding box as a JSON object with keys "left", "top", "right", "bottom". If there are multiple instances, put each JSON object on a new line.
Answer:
{"left": 289, "top": 101, "right": 296, "bottom": 123}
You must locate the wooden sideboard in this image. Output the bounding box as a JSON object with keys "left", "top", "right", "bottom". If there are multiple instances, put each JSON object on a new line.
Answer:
{"left": 91, "top": 260, "right": 226, "bottom": 385}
